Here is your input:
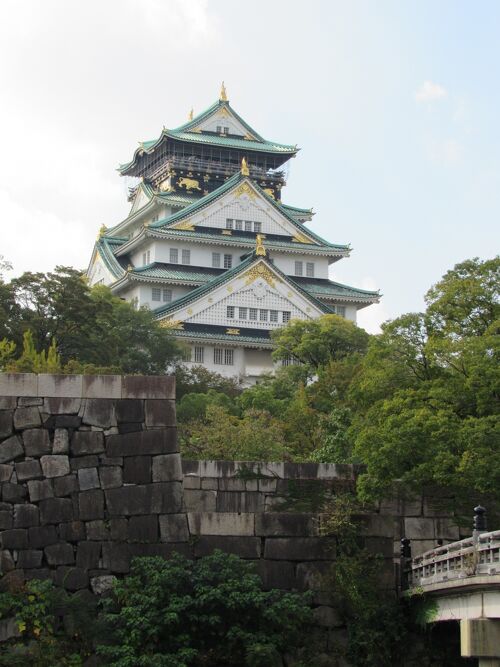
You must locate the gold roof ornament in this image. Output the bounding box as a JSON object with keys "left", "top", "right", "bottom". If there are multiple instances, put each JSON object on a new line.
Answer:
{"left": 220, "top": 81, "right": 228, "bottom": 102}
{"left": 241, "top": 157, "right": 250, "bottom": 176}
{"left": 255, "top": 234, "right": 266, "bottom": 256}
{"left": 188, "top": 108, "right": 194, "bottom": 121}
{"left": 97, "top": 224, "right": 107, "bottom": 239}
{"left": 126, "top": 264, "right": 133, "bottom": 272}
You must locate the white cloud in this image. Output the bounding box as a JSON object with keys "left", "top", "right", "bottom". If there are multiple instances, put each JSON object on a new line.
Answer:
{"left": 427, "top": 138, "right": 463, "bottom": 164}
{"left": 353, "top": 277, "right": 390, "bottom": 335}
{"left": 414, "top": 80, "right": 448, "bottom": 103}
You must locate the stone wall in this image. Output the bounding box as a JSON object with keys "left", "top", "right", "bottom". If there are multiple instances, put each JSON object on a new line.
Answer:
{"left": 0, "top": 373, "right": 186, "bottom": 594}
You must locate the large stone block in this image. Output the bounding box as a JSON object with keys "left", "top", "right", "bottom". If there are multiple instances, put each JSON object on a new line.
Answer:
{"left": 0, "top": 373, "right": 38, "bottom": 397}
{"left": 117, "top": 423, "right": 142, "bottom": 434}
{"left": 1, "top": 529, "right": 28, "bottom": 550}
{"left": 40, "top": 455, "right": 70, "bottom": 478}
{"left": 77, "top": 467, "right": 100, "bottom": 491}
{"left": 145, "top": 400, "right": 176, "bottom": 428}
{"left": 27, "top": 479, "right": 54, "bottom": 502}
{"left": 23, "top": 429, "right": 50, "bottom": 457}
{"left": 0, "top": 464, "right": 13, "bottom": 482}
{"left": 218, "top": 478, "right": 246, "bottom": 492}
{"left": 70, "top": 455, "right": 99, "bottom": 471}
{"left": 0, "top": 510, "right": 13, "bottom": 529}
{"left": 44, "top": 397, "right": 81, "bottom": 414}
{"left": 0, "top": 436, "right": 24, "bottom": 463}
{"left": 110, "top": 518, "right": 128, "bottom": 541}
{"left": 17, "top": 550, "right": 43, "bottom": 569}
{"left": 264, "top": 537, "right": 332, "bottom": 561}
{"left": 105, "top": 485, "right": 152, "bottom": 516}
{"left": 295, "top": 561, "right": 331, "bottom": 592}
{"left": 99, "top": 466, "right": 122, "bottom": 489}
{"left": 123, "top": 455, "right": 151, "bottom": 484}
{"left": 39, "top": 497, "right": 74, "bottom": 524}
{"left": 13, "top": 504, "right": 39, "bottom": 528}
{"left": 90, "top": 575, "right": 116, "bottom": 595}
{"left": 106, "top": 429, "right": 177, "bottom": 457}
{"left": 2, "top": 483, "right": 27, "bottom": 502}
{"left": 115, "top": 399, "right": 144, "bottom": 423}
{"left": 0, "top": 397, "right": 17, "bottom": 409}
{"left": 54, "top": 566, "right": 88, "bottom": 590}
{"left": 150, "top": 482, "right": 183, "bottom": 514}
{"left": 257, "top": 560, "right": 296, "bottom": 590}
{"left": 59, "top": 520, "right": 86, "bottom": 542}
{"left": 357, "top": 514, "right": 396, "bottom": 538}
{"left": 101, "top": 542, "right": 131, "bottom": 573}
{"left": 404, "top": 517, "right": 436, "bottom": 540}
{"left": 79, "top": 490, "right": 104, "bottom": 520}
{"left": 82, "top": 399, "right": 116, "bottom": 428}
{"left": 71, "top": 431, "right": 104, "bottom": 456}
{"left": 159, "top": 514, "right": 189, "bottom": 543}
{"left": 76, "top": 541, "right": 101, "bottom": 569}
{"left": 53, "top": 474, "right": 78, "bottom": 497}
{"left": 45, "top": 542, "right": 75, "bottom": 565}
{"left": 0, "top": 411, "right": 13, "bottom": 440}
{"left": 28, "top": 525, "right": 58, "bottom": 548}
{"left": 434, "top": 518, "right": 460, "bottom": 541}
{"left": 122, "top": 375, "right": 175, "bottom": 400}
{"left": 185, "top": 489, "right": 217, "bottom": 512}
{"left": 82, "top": 375, "right": 121, "bottom": 399}
{"left": 14, "top": 407, "right": 41, "bottom": 430}
{"left": 152, "top": 454, "right": 182, "bottom": 482}
{"left": 183, "top": 475, "right": 201, "bottom": 489}
{"left": 194, "top": 536, "right": 261, "bottom": 559}
{"left": 15, "top": 460, "right": 42, "bottom": 481}
{"left": 38, "top": 374, "right": 82, "bottom": 398}
{"left": 188, "top": 512, "right": 255, "bottom": 536}
{"left": 54, "top": 415, "right": 82, "bottom": 429}
{"left": 85, "top": 520, "right": 110, "bottom": 541}
{"left": 52, "top": 429, "right": 69, "bottom": 454}
{"left": 255, "top": 513, "right": 319, "bottom": 537}
{"left": 128, "top": 515, "right": 158, "bottom": 543}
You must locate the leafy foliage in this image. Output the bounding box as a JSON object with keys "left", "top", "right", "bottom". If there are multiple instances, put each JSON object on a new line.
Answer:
{"left": 97, "top": 551, "right": 313, "bottom": 667}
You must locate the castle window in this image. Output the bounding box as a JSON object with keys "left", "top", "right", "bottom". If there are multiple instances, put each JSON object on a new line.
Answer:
{"left": 216, "top": 125, "right": 222, "bottom": 134}
{"left": 282, "top": 311, "right": 291, "bottom": 323}
{"left": 142, "top": 250, "right": 151, "bottom": 265}
{"left": 170, "top": 248, "right": 178, "bottom": 264}
{"left": 162, "top": 289, "right": 172, "bottom": 302}
{"left": 245, "top": 221, "right": 252, "bottom": 232}
{"left": 306, "top": 262, "right": 315, "bottom": 277}
{"left": 249, "top": 308, "right": 258, "bottom": 320}
{"left": 212, "top": 252, "right": 221, "bottom": 268}
{"left": 152, "top": 288, "right": 161, "bottom": 301}
{"left": 270, "top": 310, "right": 278, "bottom": 322}
{"left": 235, "top": 219, "right": 242, "bottom": 231}
{"left": 259, "top": 309, "right": 268, "bottom": 322}
{"left": 239, "top": 307, "right": 247, "bottom": 320}
{"left": 226, "top": 219, "right": 233, "bottom": 230}
{"left": 336, "top": 305, "right": 346, "bottom": 317}
{"left": 193, "top": 346, "right": 204, "bottom": 363}
{"left": 224, "top": 348, "right": 234, "bottom": 365}
{"left": 254, "top": 221, "right": 262, "bottom": 233}
{"left": 182, "top": 249, "right": 191, "bottom": 265}
{"left": 152, "top": 214, "right": 159, "bottom": 223}
{"left": 227, "top": 306, "right": 235, "bottom": 319}
{"left": 294, "top": 261, "right": 303, "bottom": 276}
{"left": 214, "top": 348, "right": 234, "bottom": 365}
{"left": 223, "top": 254, "right": 232, "bottom": 269}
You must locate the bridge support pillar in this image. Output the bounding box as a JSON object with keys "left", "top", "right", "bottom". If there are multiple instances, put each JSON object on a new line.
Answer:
{"left": 461, "top": 619, "right": 500, "bottom": 662}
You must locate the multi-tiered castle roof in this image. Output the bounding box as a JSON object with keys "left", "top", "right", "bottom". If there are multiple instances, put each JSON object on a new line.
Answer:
{"left": 88, "top": 85, "right": 379, "bottom": 379}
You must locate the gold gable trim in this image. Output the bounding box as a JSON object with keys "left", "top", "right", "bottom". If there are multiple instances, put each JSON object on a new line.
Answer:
{"left": 171, "top": 220, "right": 195, "bottom": 231}
{"left": 292, "top": 232, "right": 314, "bottom": 244}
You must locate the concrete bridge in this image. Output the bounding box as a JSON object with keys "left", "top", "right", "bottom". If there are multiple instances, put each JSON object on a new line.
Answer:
{"left": 403, "top": 507, "right": 500, "bottom": 666}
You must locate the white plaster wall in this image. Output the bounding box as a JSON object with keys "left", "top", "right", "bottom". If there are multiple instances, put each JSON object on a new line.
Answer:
{"left": 153, "top": 240, "right": 239, "bottom": 268}
{"left": 182, "top": 345, "right": 246, "bottom": 377}
{"left": 271, "top": 254, "right": 329, "bottom": 279}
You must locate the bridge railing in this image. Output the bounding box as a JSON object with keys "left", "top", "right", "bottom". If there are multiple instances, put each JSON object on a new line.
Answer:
{"left": 407, "top": 529, "right": 500, "bottom": 588}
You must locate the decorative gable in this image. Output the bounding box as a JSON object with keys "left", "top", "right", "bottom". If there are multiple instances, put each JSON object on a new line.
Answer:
{"left": 190, "top": 105, "right": 256, "bottom": 139}
{"left": 130, "top": 183, "right": 152, "bottom": 214}
{"left": 158, "top": 258, "right": 325, "bottom": 330}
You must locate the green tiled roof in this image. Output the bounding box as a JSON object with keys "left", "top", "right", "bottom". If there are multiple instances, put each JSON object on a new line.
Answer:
{"left": 153, "top": 253, "right": 332, "bottom": 319}
{"left": 291, "top": 277, "right": 380, "bottom": 302}
{"left": 173, "top": 100, "right": 267, "bottom": 141}
{"left": 148, "top": 172, "right": 343, "bottom": 250}
{"left": 94, "top": 237, "right": 127, "bottom": 279}
{"left": 171, "top": 322, "right": 272, "bottom": 347}
{"left": 132, "top": 263, "right": 223, "bottom": 283}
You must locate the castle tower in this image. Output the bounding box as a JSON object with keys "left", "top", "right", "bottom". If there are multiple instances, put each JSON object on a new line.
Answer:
{"left": 87, "top": 85, "right": 379, "bottom": 382}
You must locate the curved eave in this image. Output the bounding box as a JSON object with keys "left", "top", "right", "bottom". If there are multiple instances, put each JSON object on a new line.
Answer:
{"left": 173, "top": 99, "right": 267, "bottom": 142}
{"left": 171, "top": 328, "right": 274, "bottom": 349}
{"left": 118, "top": 129, "right": 297, "bottom": 176}
{"left": 88, "top": 238, "right": 127, "bottom": 281}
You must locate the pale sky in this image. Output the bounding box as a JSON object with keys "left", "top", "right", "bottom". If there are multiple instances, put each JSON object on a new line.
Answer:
{"left": 1, "top": 0, "right": 499, "bottom": 332}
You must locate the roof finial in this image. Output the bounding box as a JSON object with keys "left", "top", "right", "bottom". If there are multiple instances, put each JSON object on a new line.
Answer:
{"left": 255, "top": 234, "right": 266, "bottom": 256}
{"left": 188, "top": 108, "right": 194, "bottom": 121}
{"left": 241, "top": 157, "right": 249, "bottom": 176}
{"left": 97, "top": 224, "right": 107, "bottom": 240}
{"left": 220, "top": 81, "right": 228, "bottom": 102}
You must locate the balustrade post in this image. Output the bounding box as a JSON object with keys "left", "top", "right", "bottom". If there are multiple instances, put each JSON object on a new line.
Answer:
{"left": 473, "top": 505, "right": 488, "bottom": 543}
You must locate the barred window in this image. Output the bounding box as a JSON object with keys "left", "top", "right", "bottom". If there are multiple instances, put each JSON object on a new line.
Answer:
{"left": 249, "top": 308, "right": 258, "bottom": 320}
{"left": 282, "top": 311, "right": 291, "bottom": 323}
{"left": 162, "top": 289, "right": 172, "bottom": 302}
{"left": 306, "top": 262, "right": 315, "bottom": 277}
{"left": 235, "top": 219, "right": 243, "bottom": 231}
{"left": 244, "top": 221, "right": 252, "bottom": 232}
{"left": 253, "top": 221, "right": 262, "bottom": 233}
{"left": 224, "top": 254, "right": 232, "bottom": 269}
{"left": 224, "top": 349, "right": 234, "bottom": 365}
{"left": 170, "top": 248, "right": 178, "bottom": 264}
{"left": 181, "top": 249, "right": 191, "bottom": 265}
{"left": 152, "top": 288, "right": 161, "bottom": 301}
{"left": 239, "top": 307, "right": 247, "bottom": 320}
{"left": 336, "top": 305, "right": 346, "bottom": 317}
{"left": 142, "top": 250, "right": 151, "bottom": 265}
{"left": 259, "top": 309, "right": 268, "bottom": 321}
{"left": 227, "top": 306, "right": 235, "bottom": 319}
{"left": 212, "top": 252, "right": 221, "bottom": 268}
{"left": 270, "top": 310, "right": 278, "bottom": 322}
{"left": 213, "top": 348, "right": 233, "bottom": 365}
{"left": 193, "top": 346, "right": 204, "bottom": 363}
{"left": 294, "top": 261, "right": 303, "bottom": 276}
{"left": 214, "top": 348, "right": 223, "bottom": 364}
{"left": 226, "top": 219, "right": 234, "bottom": 230}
